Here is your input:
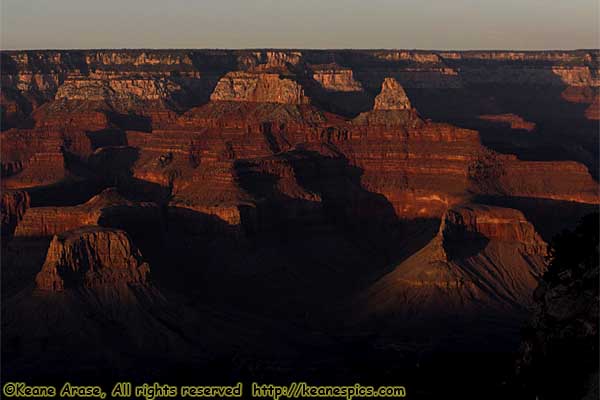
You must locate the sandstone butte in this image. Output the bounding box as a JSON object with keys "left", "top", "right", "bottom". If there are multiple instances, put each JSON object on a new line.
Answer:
{"left": 35, "top": 227, "right": 150, "bottom": 291}
{"left": 210, "top": 71, "right": 311, "bottom": 104}
{"left": 1, "top": 50, "right": 599, "bottom": 383}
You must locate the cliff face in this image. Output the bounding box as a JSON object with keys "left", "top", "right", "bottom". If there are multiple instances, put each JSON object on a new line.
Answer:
{"left": 500, "top": 160, "right": 599, "bottom": 204}
{"left": 35, "top": 227, "right": 150, "bottom": 291}
{"left": 13, "top": 187, "right": 160, "bottom": 238}
{"left": 3, "top": 49, "right": 596, "bottom": 114}
{"left": 441, "top": 204, "right": 547, "bottom": 252}
{"left": 210, "top": 72, "right": 310, "bottom": 104}
{"left": 1, "top": 190, "right": 30, "bottom": 240}
{"left": 55, "top": 76, "right": 181, "bottom": 103}
{"left": 1, "top": 129, "right": 66, "bottom": 183}
{"left": 311, "top": 65, "right": 363, "bottom": 92}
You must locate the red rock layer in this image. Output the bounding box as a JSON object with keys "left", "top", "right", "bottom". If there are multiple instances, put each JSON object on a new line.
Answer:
{"left": 479, "top": 114, "right": 536, "bottom": 131}
{"left": 210, "top": 72, "right": 310, "bottom": 104}
{"left": 31, "top": 101, "right": 111, "bottom": 131}
{"left": 500, "top": 159, "right": 599, "bottom": 204}
{"left": 441, "top": 204, "right": 547, "bottom": 253}
{"left": 342, "top": 119, "right": 483, "bottom": 218}
{"left": 135, "top": 94, "right": 598, "bottom": 220}
{"left": 1, "top": 119, "right": 135, "bottom": 192}
{"left": 14, "top": 188, "right": 132, "bottom": 237}
{"left": 1, "top": 126, "right": 100, "bottom": 188}
{"left": 1, "top": 49, "right": 598, "bottom": 223}
{"left": 1, "top": 190, "right": 30, "bottom": 239}
{"left": 35, "top": 227, "right": 150, "bottom": 291}
{"left": 311, "top": 64, "right": 363, "bottom": 92}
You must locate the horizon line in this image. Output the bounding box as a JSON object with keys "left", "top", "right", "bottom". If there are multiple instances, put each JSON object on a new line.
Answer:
{"left": 2, "top": 47, "right": 598, "bottom": 52}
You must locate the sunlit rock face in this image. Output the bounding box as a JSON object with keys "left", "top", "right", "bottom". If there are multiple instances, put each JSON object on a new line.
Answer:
{"left": 210, "top": 72, "right": 310, "bottom": 104}
{"left": 55, "top": 76, "right": 181, "bottom": 103}
{"left": 311, "top": 65, "right": 363, "bottom": 92}
{"left": 373, "top": 78, "right": 412, "bottom": 110}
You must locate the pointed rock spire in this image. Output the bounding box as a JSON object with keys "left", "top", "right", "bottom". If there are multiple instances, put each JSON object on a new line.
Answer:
{"left": 373, "top": 77, "right": 412, "bottom": 110}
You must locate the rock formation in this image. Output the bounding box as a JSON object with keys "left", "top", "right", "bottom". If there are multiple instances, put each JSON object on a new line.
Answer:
{"left": 440, "top": 204, "right": 547, "bottom": 252}
{"left": 1, "top": 190, "right": 30, "bottom": 239}
{"left": 364, "top": 204, "right": 548, "bottom": 318}
{"left": 210, "top": 72, "right": 310, "bottom": 104}
{"left": 55, "top": 76, "right": 181, "bottom": 104}
{"left": 373, "top": 78, "right": 412, "bottom": 110}
{"left": 1, "top": 127, "right": 69, "bottom": 188}
{"left": 35, "top": 227, "right": 150, "bottom": 291}
{"left": 479, "top": 114, "right": 536, "bottom": 131}
{"left": 13, "top": 187, "right": 160, "bottom": 238}
{"left": 311, "top": 64, "right": 363, "bottom": 92}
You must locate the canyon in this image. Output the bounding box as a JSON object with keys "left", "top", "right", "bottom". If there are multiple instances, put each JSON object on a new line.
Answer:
{"left": 1, "top": 49, "right": 598, "bottom": 397}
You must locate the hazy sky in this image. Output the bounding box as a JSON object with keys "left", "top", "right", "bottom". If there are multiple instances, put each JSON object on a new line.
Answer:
{"left": 1, "top": 0, "right": 598, "bottom": 50}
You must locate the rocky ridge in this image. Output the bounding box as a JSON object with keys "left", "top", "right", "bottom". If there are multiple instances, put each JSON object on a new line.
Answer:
{"left": 364, "top": 204, "right": 548, "bottom": 318}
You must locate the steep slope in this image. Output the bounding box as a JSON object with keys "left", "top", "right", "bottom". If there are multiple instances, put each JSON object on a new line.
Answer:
{"left": 364, "top": 204, "right": 547, "bottom": 320}
{"left": 2, "top": 227, "right": 197, "bottom": 380}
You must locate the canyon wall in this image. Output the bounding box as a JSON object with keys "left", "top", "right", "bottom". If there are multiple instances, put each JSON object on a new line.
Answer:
{"left": 2, "top": 49, "right": 598, "bottom": 386}
{"left": 2, "top": 49, "right": 598, "bottom": 225}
